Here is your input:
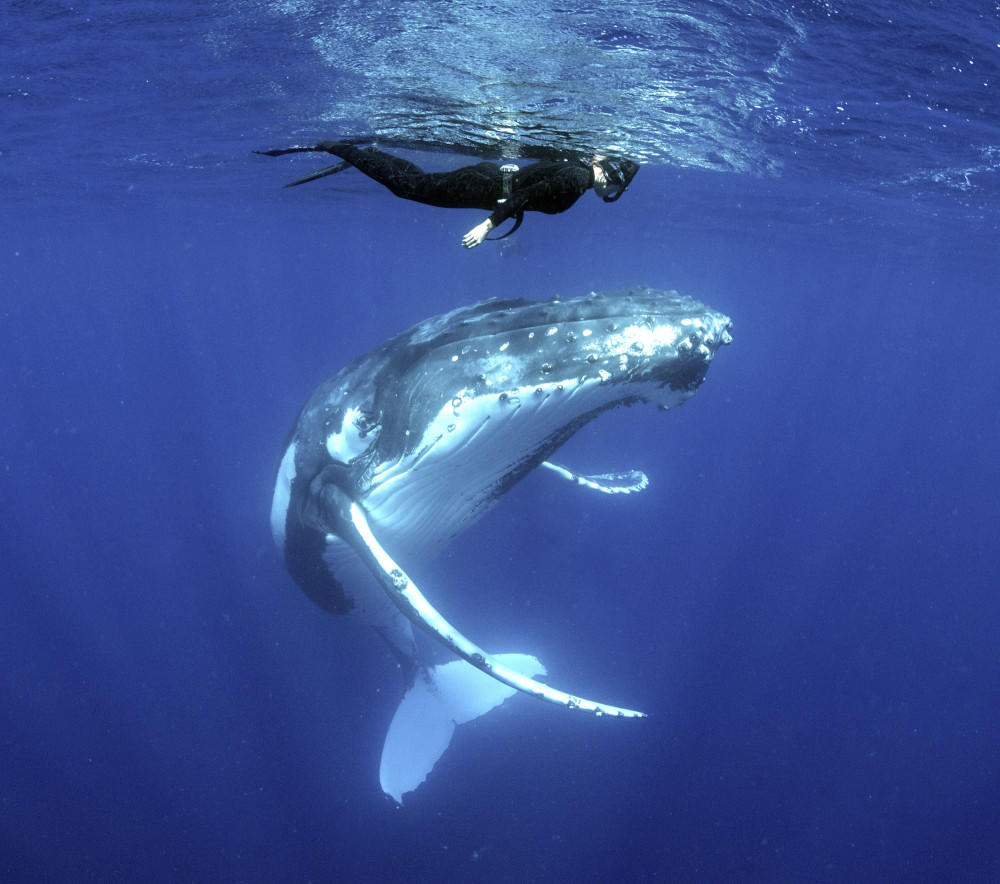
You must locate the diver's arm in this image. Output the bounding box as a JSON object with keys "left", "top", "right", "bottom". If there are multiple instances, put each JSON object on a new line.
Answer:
{"left": 466, "top": 191, "right": 529, "bottom": 247}
{"left": 462, "top": 166, "right": 586, "bottom": 247}
{"left": 462, "top": 217, "right": 495, "bottom": 248}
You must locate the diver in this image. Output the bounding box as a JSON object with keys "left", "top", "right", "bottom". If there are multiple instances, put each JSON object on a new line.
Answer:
{"left": 256, "top": 141, "right": 639, "bottom": 248}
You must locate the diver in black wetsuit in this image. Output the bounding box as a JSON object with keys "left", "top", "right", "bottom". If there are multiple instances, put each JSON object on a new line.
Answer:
{"left": 257, "top": 141, "right": 639, "bottom": 248}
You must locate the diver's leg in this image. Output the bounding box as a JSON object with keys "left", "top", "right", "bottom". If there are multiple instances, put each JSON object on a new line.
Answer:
{"left": 312, "top": 144, "right": 501, "bottom": 209}
{"left": 311, "top": 143, "right": 426, "bottom": 197}
{"left": 257, "top": 142, "right": 427, "bottom": 195}
{"left": 259, "top": 142, "right": 502, "bottom": 209}
{"left": 416, "top": 163, "right": 502, "bottom": 210}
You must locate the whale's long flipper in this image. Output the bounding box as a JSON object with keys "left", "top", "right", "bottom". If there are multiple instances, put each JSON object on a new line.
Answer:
{"left": 347, "top": 499, "right": 646, "bottom": 718}
{"left": 541, "top": 461, "right": 649, "bottom": 494}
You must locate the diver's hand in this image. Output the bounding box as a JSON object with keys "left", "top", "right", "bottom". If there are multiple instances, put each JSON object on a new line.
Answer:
{"left": 462, "top": 218, "right": 494, "bottom": 248}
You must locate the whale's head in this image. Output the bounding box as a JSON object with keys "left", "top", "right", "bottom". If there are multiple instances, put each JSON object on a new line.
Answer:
{"left": 276, "top": 287, "right": 731, "bottom": 561}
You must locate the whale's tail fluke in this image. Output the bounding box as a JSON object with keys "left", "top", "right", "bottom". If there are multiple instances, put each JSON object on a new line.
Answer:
{"left": 379, "top": 653, "right": 545, "bottom": 804}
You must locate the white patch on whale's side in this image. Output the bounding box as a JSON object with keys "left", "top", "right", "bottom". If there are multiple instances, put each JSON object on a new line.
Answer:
{"left": 270, "top": 441, "right": 297, "bottom": 551}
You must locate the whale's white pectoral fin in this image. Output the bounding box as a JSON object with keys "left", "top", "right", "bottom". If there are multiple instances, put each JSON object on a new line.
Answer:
{"left": 347, "top": 500, "right": 646, "bottom": 719}
{"left": 541, "top": 461, "right": 649, "bottom": 494}
{"left": 380, "top": 654, "right": 545, "bottom": 804}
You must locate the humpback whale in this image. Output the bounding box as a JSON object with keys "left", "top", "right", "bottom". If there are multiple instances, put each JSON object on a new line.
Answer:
{"left": 271, "top": 285, "right": 732, "bottom": 802}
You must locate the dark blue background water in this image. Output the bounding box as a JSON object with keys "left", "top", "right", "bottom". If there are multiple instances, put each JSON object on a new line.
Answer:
{"left": 3, "top": 2, "right": 999, "bottom": 881}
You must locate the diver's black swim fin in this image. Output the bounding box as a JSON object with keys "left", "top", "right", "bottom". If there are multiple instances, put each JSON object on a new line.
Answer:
{"left": 254, "top": 147, "right": 322, "bottom": 157}
{"left": 279, "top": 161, "right": 351, "bottom": 188}
{"left": 254, "top": 148, "right": 352, "bottom": 187}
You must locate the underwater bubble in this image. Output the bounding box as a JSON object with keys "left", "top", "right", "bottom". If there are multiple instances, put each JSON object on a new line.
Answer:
{"left": 599, "top": 369, "right": 612, "bottom": 384}
{"left": 631, "top": 341, "right": 644, "bottom": 352}
{"left": 451, "top": 397, "right": 462, "bottom": 408}
{"left": 586, "top": 353, "right": 598, "bottom": 363}
{"left": 447, "top": 424, "right": 456, "bottom": 432}
{"left": 499, "top": 392, "right": 509, "bottom": 402}
{"left": 461, "top": 345, "right": 472, "bottom": 355}
{"left": 546, "top": 326, "right": 558, "bottom": 336}
{"left": 540, "top": 363, "right": 554, "bottom": 373}
{"left": 565, "top": 331, "right": 577, "bottom": 343}
{"left": 606, "top": 322, "right": 618, "bottom": 332}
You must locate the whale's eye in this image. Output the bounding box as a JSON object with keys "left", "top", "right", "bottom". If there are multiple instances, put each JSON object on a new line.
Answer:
{"left": 326, "top": 406, "right": 379, "bottom": 464}
{"left": 353, "top": 410, "right": 379, "bottom": 438}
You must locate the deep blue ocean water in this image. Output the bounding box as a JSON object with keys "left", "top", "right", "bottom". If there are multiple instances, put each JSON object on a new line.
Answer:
{"left": 3, "top": 1, "right": 1000, "bottom": 881}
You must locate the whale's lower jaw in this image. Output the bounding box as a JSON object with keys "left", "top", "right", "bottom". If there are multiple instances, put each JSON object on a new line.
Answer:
{"left": 361, "top": 370, "right": 694, "bottom": 561}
